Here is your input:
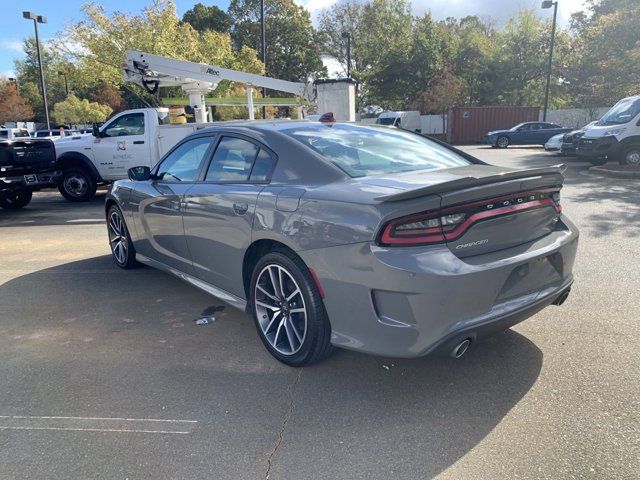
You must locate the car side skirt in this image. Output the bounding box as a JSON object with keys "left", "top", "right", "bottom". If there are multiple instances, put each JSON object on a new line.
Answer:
{"left": 136, "top": 254, "right": 248, "bottom": 311}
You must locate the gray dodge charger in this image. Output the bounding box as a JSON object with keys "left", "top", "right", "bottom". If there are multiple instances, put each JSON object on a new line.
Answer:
{"left": 106, "top": 122, "right": 578, "bottom": 366}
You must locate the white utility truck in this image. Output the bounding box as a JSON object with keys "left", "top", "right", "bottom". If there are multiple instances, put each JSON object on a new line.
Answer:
{"left": 576, "top": 94, "right": 640, "bottom": 166}
{"left": 0, "top": 128, "right": 31, "bottom": 141}
{"left": 54, "top": 51, "right": 317, "bottom": 201}
{"left": 375, "top": 111, "right": 421, "bottom": 133}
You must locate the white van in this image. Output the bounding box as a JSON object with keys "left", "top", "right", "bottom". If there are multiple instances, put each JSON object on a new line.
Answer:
{"left": 577, "top": 94, "right": 640, "bottom": 165}
{"left": 375, "top": 111, "right": 421, "bottom": 133}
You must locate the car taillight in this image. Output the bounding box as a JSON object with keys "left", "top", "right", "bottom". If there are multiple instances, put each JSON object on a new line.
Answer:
{"left": 378, "top": 188, "right": 562, "bottom": 247}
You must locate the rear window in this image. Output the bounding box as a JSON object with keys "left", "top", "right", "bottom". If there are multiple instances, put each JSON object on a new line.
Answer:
{"left": 281, "top": 124, "right": 470, "bottom": 178}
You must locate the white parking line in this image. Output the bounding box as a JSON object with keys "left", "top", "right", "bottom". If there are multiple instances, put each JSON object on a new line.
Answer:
{"left": 0, "top": 415, "right": 197, "bottom": 423}
{"left": 0, "top": 426, "right": 190, "bottom": 435}
{"left": 66, "top": 219, "right": 105, "bottom": 223}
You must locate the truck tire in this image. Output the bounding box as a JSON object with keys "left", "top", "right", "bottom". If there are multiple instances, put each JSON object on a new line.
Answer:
{"left": 619, "top": 145, "right": 640, "bottom": 166}
{"left": 58, "top": 167, "right": 97, "bottom": 202}
{"left": 0, "top": 189, "right": 32, "bottom": 209}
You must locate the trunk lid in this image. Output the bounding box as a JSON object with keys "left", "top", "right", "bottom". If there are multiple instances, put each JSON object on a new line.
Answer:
{"left": 373, "top": 165, "right": 564, "bottom": 257}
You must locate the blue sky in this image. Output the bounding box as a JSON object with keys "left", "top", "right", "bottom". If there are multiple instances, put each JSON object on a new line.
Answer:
{"left": 1, "top": 0, "right": 587, "bottom": 78}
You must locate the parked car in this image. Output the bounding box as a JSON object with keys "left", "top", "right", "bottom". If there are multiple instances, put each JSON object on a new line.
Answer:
{"left": 0, "top": 128, "right": 31, "bottom": 141}
{"left": 558, "top": 122, "right": 595, "bottom": 156}
{"left": 484, "top": 122, "right": 571, "bottom": 148}
{"left": 376, "top": 111, "right": 421, "bottom": 132}
{"left": 0, "top": 137, "right": 60, "bottom": 209}
{"left": 544, "top": 133, "right": 564, "bottom": 152}
{"left": 577, "top": 95, "right": 640, "bottom": 165}
{"left": 106, "top": 122, "right": 578, "bottom": 366}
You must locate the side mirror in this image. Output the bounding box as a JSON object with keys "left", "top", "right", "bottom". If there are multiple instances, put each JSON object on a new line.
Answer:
{"left": 92, "top": 123, "right": 101, "bottom": 137}
{"left": 128, "top": 166, "right": 151, "bottom": 181}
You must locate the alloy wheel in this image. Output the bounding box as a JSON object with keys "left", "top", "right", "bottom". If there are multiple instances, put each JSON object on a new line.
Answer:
{"left": 497, "top": 137, "right": 509, "bottom": 148}
{"left": 254, "top": 264, "right": 307, "bottom": 356}
{"left": 108, "top": 210, "right": 128, "bottom": 265}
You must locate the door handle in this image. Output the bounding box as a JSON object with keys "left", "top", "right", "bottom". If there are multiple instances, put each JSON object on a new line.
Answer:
{"left": 233, "top": 203, "right": 249, "bottom": 215}
{"left": 133, "top": 140, "right": 145, "bottom": 144}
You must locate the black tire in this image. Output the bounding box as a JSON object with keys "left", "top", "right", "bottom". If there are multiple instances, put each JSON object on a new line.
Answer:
{"left": 58, "top": 167, "right": 97, "bottom": 202}
{"left": 0, "top": 189, "right": 32, "bottom": 209}
{"left": 589, "top": 158, "right": 608, "bottom": 166}
{"left": 619, "top": 145, "right": 640, "bottom": 166}
{"left": 496, "top": 136, "right": 510, "bottom": 148}
{"left": 107, "top": 205, "right": 138, "bottom": 269}
{"left": 250, "top": 250, "right": 333, "bottom": 367}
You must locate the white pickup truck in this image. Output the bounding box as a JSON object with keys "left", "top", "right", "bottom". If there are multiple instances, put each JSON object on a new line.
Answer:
{"left": 55, "top": 108, "right": 205, "bottom": 201}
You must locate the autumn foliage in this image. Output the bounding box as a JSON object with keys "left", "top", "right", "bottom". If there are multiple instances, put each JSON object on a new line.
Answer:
{"left": 0, "top": 84, "right": 34, "bottom": 124}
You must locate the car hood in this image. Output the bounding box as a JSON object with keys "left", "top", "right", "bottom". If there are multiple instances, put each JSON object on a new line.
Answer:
{"left": 485, "top": 129, "right": 511, "bottom": 136}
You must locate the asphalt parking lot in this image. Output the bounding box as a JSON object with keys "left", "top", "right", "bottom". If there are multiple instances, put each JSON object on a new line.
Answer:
{"left": 0, "top": 146, "right": 638, "bottom": 479}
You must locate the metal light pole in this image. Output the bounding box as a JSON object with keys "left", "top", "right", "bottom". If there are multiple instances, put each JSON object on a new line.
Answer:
{"left": 341, "top": 32, "right": 351, "bottom": 78}
{"left": 23, "top": 11, "right": 50, "bottom": 129}
{"left": 541, "top": 0, "right": 558, "bottom": 122}
{"left": 58, "top": 71, "right": 69, "bottom": 96}
{"left": 260, "top": 0, "right": 266, "bottom": 119}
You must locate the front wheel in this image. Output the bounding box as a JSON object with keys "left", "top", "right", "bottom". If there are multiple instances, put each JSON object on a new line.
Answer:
{"left": 619, "top": 145, "right": 640, "bottom": 166}
{"left": 496, "top": 136, "right": 510, "bottom": 148}
{"left": 107, "top": 205, "right": 138, "bottom": 269}
{"left": 250, "top": 251, "right": 333, "bottom": 366}
{"left": 58, "top": 167, "right": 97, "bottom": 202}
{"left": 0, "top": 189, "right": 32, "bottom": 209}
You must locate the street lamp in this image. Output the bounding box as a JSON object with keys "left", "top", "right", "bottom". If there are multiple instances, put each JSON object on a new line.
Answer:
{"left": 58, "top": 71, "right": 69, "bottom": 96}
{"left": 22, "top": 11, "right": 50, "bottom": 129}
{"left": 541, "top": 0, "right": 558, "bottom": 122}
{"left": 260, "top": 0, "right": 266, "bottom": 119}
{"left": 341, "top": 32, "right": 351, "bottom": 78}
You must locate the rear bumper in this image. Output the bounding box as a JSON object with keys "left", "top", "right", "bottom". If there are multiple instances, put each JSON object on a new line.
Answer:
{"left": 0, "top": 170, "right": 62, "bottom": 192}
{"left": 301, "top": 217, "right": 579, "bottom": 358}
{"left": 576, "top": 136, "right": 620, "bottom": 161}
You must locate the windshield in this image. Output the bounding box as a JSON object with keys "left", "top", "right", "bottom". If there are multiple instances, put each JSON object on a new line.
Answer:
{"left": 375, "top": 117, "right": 396, "bottom": 126}
{"left": 281, "top": 124, "right": 471, "bottom": 178}
{"left": 597, "top": 98, "right": 640, "bottom": 126}
{"left": 510, "top": 123, "right": 527, "bottom": 131}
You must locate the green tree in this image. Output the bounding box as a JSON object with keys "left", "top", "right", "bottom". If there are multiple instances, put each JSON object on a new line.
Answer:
{"left": 182, "top": 3, "right": 232, "bottom": 33}
{"left": 317, "top": 0, "right": 364, "bottom": 79}
{"left": 413, "top": 65, "right": 465, "bottom": 132}
{"left": 566, "top": 0, "right": 640, "bottom": 107}
{"left": 228, "top": 0, "right": 326, "bottom": 84}
{"left": 53, "top": 94, "right": 112, "bottom": 124}
{"left": 58, "top": 1, "right": 264, "bottom": 100}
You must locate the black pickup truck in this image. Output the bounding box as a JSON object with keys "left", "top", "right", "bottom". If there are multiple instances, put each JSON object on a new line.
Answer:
{"left": 0, "top": 138, "right": 60, "bottom": 209}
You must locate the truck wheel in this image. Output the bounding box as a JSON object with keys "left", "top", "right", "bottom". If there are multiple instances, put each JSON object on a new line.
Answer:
{"left": 0, "top": 189, "right": 32, "bottom": 209}
{"left": 496, "top": 136, "right": 510, "bottom": 148}
{"left": 58, "top": 168, "right": 97, "bottom": 202}
{"left": 619, "top": 145, "right": 640, "bottom": 166}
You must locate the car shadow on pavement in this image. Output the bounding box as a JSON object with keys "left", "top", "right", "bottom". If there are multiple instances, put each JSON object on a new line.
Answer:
{"left": 0, "top": 255, "right": 543, "bottom": 479}
{"left": 0, "top": 191, "right": 107, "bottom": 227}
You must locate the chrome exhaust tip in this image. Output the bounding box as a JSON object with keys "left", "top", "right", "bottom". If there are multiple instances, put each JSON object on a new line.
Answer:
{"left": 450, "top": 338, "right": 472, "bottom": 359}
{"left": 553, "top": 289, "right": 571, "bottom": 306}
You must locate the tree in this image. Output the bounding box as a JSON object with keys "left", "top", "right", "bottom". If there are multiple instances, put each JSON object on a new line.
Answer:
{"left": 182, "top": 3, "right": 232, "bottom": 33}
{"left": 89, "top": 82, "right": 127, "bottom": 114}
{"left": 413, "top": 66, "right": 465, "bottom": 132}
{"left": 58, "top": 1, "right": 264, "bottom": 100}
{"left": 228, "top": 0, "right": 326, "bottom": 84}
{"left": 566, "top": 0, "right": 640, "bottom": 107}
{"left": 53, "top": 94, "right": 112, "bottom": 124}
{"left": 317, "top": 0, "right": 364, "bottom": 79}
{"left": 0, "top": 83, "right": 34, "bottom": 124}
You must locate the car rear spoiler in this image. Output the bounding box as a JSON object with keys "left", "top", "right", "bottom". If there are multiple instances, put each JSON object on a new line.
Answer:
{"left": 374, "top": 164, "right": 567, "bottom": 202}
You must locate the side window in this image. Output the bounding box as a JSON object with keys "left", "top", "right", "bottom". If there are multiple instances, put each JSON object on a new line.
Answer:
{"left": 250, "top": 149, "right": 276, "bottom": 182}
{"left": 206, "top": 137, "right": 259, "bottom": 182}
{"left": 156, "top": 137, "right": 212, "bottom": 182}
{"left": 103, "top": 113, "right": 145, "bottom": 137}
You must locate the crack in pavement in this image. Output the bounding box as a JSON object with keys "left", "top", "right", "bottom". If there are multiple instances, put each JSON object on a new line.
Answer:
{"left": 265, "top": 368, "right": 303, "bottom": 479}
